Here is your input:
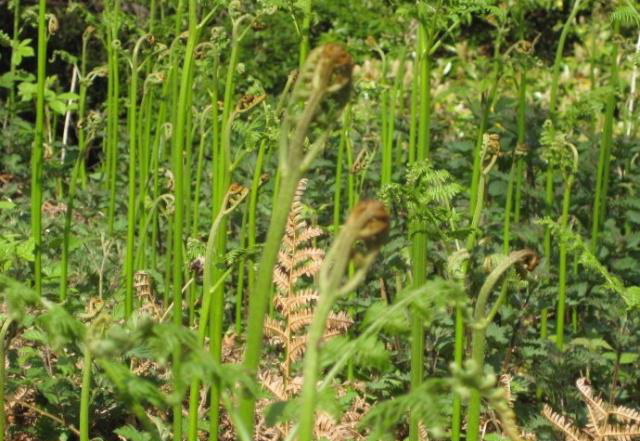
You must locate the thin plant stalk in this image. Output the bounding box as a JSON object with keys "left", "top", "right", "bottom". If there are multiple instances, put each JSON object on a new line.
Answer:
{"left": 591, "top": 21, "right": 619, "bottom": 253}
{"left": 187, "top": 190, "right": 244, "bottom": 441}
{"left": 150, "top": 80, "right": 171, "bottom": 272}
{"left": 106, "top": 0, "right": 121, "bottom": 235}
{"left": 298, "top": 202, "right": 386, "bottom": 441}
{"left": 503, "top": 155, "right": 516, "bottom": 253}
{"left": 32, "top": 0, "right": 46, "bottom": 297}
{"left": 514, "top": 68, "right": 527, "bottom": 224}
{"left": 453, "top": 137, "right": 499, "bottom": 441}
{"left": 469, "top": 48, "right": 503, "bottom": 214}
{"left": 171, "top": 1, "right": 199, "bottom": 437}
{"left": 8, "top": 0, "right": 20, "bottom": 119}
{"left": 466, "top": 250, "right": 536, "bottom": 441}
{"left": 79, "top": 345, "right": 92, "bottom": 441}
{"left": 124, "top": 36, "right": 149, "bottom": 319}
{"left": 0, "top": 319, "right": 14, "bottom": 441}
{"left": 333, "top": 117, "right": 346, "bottom": 232}
{"left": 247, "top": 138, "right": 268, "bottom": 300}
{"left": 299, "top": 0, "right": 312, "bottom": 67}
{"left": 409, "top": 18, "right": 431, "bottom": 441}
{"left": 389, "top": 49, "right": 406, "bottom": 173}
{"left": 76, "top": 27, "right": 93, "bottom": 189}
{"left": 209, "top": 14, "right": 249, "bottom": 441}
{"left": 542, "top": 0, "right": 582, "bottom": 351}
{"left": 556, "top": 144, "right": 578, "bottom": 350}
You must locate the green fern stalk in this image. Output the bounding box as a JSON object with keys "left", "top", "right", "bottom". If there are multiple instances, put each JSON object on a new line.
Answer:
{"left": 556, "top": 145, "right": 578, "bottom": 350}
{"left": 60, "top": 29, "right": 93, "bottom": 302}
{"left": 380, "top": 55, "right": 390, "bottom": 187}
{"left": 466, "top": 250, "right": 536, "bottom": 441}
{"left": 76, "top": 27, "right": 92, "bottom": 189}
{"left": 503, "top": 156, "right": 516, "bottom": 254}
{"left": 31, "top": 0, "right": 46, "bottom": 297}
{"left": 591, "top": 21, "right": 619, "bottom": 253}
{"left": 298, "top": 202, "right": 386, "bottom": 441}
{"left": 8, "top": 0, "right": 20, "bottom": 118}
{"left": 124, "top": 35, "right": 148, "bottom": 319}
{"left": 150, "top": 77, "right": 171, "bottom": 272}
{"left": 209, "top": 14, "right": 248, "bottom": 441}
{"left": 514, "top": 68, "right": 527, "bottom": 224}
{"left": 299, "top": 0, "right": 312, "bottom": 67}
{"left": 171, "top": 1, "right": 199, "bottom": 437}
{"left": 239, "top": 43, "right": 353, "bottom": 436}
{"left": 79, "top": 345, "right": 92, "bottom": 441}
{"left": 541, "top": 0, "right": 582, "bottom": 360}
{"left": 410, "top": 17, "right": 431, "bottom": 441}
{"left": 0, "top": 318, "right": 14, "bottom": 441}
{"left": 247, "top": 138, "right": 267, "bottom": 300}
{"left": 106, "top": 0, "right": 120, "bottom": 235}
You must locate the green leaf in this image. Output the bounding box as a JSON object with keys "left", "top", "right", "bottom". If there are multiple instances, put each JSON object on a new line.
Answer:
{"left": 114, "top": 425, "right": 152, "bottom": 441}
{"left": 622, "top": 286, "right": 640, "bottom": 309}
{"left": 0, "top": 200, "right": 15, "bottom": 210}
{"left": 16, "top": 236, "right": 34, "bottom": 262}
{"left": 569, "top": 337, "right": 613, "bottom": 352}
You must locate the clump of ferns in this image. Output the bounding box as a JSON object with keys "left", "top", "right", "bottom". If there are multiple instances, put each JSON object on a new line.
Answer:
{"left": 543, "top": 378, "right": 640, "bottom": 441}
{"left": 259, "top": 178, "right": 353, "bottom": 438}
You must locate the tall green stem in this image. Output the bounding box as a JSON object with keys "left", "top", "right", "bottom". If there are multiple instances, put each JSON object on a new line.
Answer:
{"left": 32, "top": 0, "right": 46, "bottom": 297}
{"left": 591, "top": 21, "right": 619, "bottom": 253}
{"left": 124, "top": 36, "right": 147, "bottom": 319}
{"left": 514, "top": 68, "right": 527, "bottom": 224}
{"left": 298, "top": 202, "right": 385, "bottom": 441}
{"left": 172, "top": 1, "right": 199, "bottom": 438}
{"left": 542, "top": 0, "right": 582, "bottom": 357}
{"left": 0, "top": 319, "right": 14, "bottom": 441}
{"left": 466, "top": 250, "right": 536, "bottom": 441}
{"left": 299, "top": 0, "right": 312, "bottom": 67}
{"left": 239, "top": 43, "right": 353, "bottom": 435}
{"left": 557, "top": 145, "right": 578, "bottom": 350}
{"left": 9, "top": 0, "right": 21, "bottom": 119}
{"left": 106, "top": 0, "right": 120, "bottom": 235}
{"left": 247, "top": 139, "right": 267, "bottom": 300}
{"left": 79, "top": 346, "right": 92, "bottom": 441}
{"left": 209, "top": 16, "right": 246, "bottom": 441}
{"left": 409, "top": 19, "right": 431, "bottom": 441}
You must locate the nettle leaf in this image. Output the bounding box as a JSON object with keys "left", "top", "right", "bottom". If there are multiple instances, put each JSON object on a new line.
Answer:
{"left": 623, "top": 286, "right": 640, "bottom": 309}
{"left": 11, "top": 38, "right": 34, "bottom": 66}
{"left": 115, "top": 425, "right": 152, "bottom": 441}
{"left": 16, "top": 236, "right": 34, "bottom": 262}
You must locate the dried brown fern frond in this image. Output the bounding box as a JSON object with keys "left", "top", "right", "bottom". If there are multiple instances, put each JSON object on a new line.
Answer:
{"left": 610, "top": 405, "right": 640, "bottom": 424}
{"left": 266, "top": 178, "right": 351, "bottom": 372}
{"left": 253, "top": 178, "right": 359, "bottom": 440}
{"left": 543, "top": 404, "right": 589, "bottom": 441}
{"left": 576, "top": 377, "right": 608, "bottom": 427}
{"left": 544, "top": 378, "right": 640, "bottom": 441}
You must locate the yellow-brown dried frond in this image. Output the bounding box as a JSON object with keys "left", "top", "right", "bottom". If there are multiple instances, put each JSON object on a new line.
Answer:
{"left": 259, "top": 372, "right": 288, "bottom": 402}
{"left": 544, "top": 378, "right": 640, "bottom": 441}
{"left": 611, "top": 405, "right": 640, "bottom": 424}
{"left": 543, "top": 404, "right": 589, "bottom": 441}
{"left": 288, "top": 308, "right": 316, "bottom": 333}
{"left": 263, "top": 317, "right": 287, "bottom": 347}
{"left": 274, "top": 288, "right": 318, "bottom": 315}
{"left": 576, "top": 377, "right": 608, "bottom": 426}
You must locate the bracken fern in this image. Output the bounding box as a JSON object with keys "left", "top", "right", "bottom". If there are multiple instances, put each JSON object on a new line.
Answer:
{"left": 544, "top": 378, "right": 640, "bottom": 441}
